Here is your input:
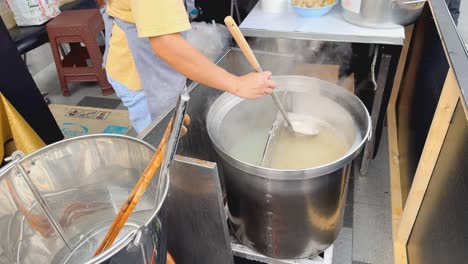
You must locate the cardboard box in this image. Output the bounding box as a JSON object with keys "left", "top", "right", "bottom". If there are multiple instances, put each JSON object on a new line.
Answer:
{"left": 292, "top": 64, "right": 355, "bottom": 92}
{"left": 49, "top": 104, "right": 131, "bottom": 138}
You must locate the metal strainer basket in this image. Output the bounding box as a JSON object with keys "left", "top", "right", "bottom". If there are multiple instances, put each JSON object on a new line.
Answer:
{"left": 0, "top": 135, "right": 168, "bottom": 264}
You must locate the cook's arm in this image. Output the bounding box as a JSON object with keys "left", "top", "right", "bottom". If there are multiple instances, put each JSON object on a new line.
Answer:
{"left": 149, "top": 33, "right": 276, "bottom": 99}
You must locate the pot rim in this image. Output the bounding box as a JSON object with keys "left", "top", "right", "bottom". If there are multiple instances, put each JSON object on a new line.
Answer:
{"left": 206, "top": 76, "right": 372, "bottom": 180}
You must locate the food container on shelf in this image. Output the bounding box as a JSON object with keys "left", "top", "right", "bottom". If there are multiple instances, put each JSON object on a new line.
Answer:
{"left": 341, "top": 0, "right": 427, "bottom": 28}
{"left": 260, "top": 0, "right": 290, "bottom": 13}
{"left": 291, "top": 0, "right": 337, "bottom": 18}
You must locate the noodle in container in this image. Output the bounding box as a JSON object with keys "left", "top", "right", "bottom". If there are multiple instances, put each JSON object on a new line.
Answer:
{"left": 291, "top": 0, "right": 337, "bottom": 17}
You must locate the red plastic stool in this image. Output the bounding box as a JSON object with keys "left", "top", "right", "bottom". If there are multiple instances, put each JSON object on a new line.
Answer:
{"left": 46, "top": 10, "right": 114, "bottom": 96}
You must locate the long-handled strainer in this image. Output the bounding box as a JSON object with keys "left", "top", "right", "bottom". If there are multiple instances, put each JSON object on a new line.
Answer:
{"left": 224, "top": 16, "right": 319, "bottom": 137}
{"left": 94, "top": 86, "right": 191, "bottom": 256}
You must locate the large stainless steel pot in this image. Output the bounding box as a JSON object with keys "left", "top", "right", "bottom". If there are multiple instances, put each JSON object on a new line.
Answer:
{"left": 341, "top": 0, "right": 426, "bottom": 28}
{"left": 0, "top": 135, "right": 168, "bottom": 264}
{"left": 207, "top": 76, "right": 371, "bottom": 259}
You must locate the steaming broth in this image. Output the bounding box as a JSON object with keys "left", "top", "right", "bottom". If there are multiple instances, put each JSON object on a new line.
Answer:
{"left": 263, "top": 120, "right": 351, "bottom": 169}
{"left": 227, "top": 129, "right": 271, "bottom": 166}
{"left": 227, "top": 118, "right": 352, "bottom": 169}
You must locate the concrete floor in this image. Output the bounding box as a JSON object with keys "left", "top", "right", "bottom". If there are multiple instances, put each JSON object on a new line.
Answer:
{"left": 29, "top": 43, "right": 123, "bottom": 108}
{"left": 330, "top": 129, "right": 393, "bottom": 264}
{"left": 27, "top": 42, "right": 393, "bottom": 264}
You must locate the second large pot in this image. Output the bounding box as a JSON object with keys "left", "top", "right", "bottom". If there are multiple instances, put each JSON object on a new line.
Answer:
{"left": 341, "top": 0, "right": 426, "bottom": 29}
{"left": 207, "top": 76, "right": 371, "bottom": 259}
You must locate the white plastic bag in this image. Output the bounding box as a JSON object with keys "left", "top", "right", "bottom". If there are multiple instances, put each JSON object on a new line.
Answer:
{"left": 5, "top": 0, "right": 60, "bottom": 26}
{"left": 186, "top": 21, "right": 230, "bottom": 62}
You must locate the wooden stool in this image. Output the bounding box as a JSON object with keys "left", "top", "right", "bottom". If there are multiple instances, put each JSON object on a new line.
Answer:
{"left": 46, "top": 10, "right": 114, "bottom": 96}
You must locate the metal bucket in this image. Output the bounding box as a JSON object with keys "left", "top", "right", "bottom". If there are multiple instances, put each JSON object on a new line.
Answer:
{"left": 206, "top": 76, "right": 371, "bottom": 259}
{"left": 0, "top": 135, "right": 168, "bottom": 264}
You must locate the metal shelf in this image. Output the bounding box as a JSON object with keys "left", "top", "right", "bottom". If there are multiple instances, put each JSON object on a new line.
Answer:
{"left": 239, "top": 3, "right": 405, "bottom": 45}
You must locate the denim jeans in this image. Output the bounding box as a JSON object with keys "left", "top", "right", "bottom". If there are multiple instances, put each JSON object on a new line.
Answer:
{"left": 107, "top": 76, "right": 152, "bottom": 133}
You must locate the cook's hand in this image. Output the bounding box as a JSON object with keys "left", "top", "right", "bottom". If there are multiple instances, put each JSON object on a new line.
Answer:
{"left": 232, "top": 71, "right": 277, "bottom": 99}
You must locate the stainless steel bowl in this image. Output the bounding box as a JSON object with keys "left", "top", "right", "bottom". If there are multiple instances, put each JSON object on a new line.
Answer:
{"left": 206, "top": 76, "right": 371, "bottom": 259}
{"left": 341, "top": 0, "right": 426, "bottom": 29}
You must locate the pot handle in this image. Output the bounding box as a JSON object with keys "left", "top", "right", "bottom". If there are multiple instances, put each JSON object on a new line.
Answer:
{"left": 392, "top": 0, "right": 426, "bottom": 4}
{"left": 128, "top": 228, "right": 149, "bottom": 264}
{"left": 0, "top": 151, "right": 24, "bottom": 176}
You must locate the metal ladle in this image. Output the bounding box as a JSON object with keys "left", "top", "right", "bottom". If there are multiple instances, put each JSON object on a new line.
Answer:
{"left": 224, "top": 16, "right": 319, "bottom": 136}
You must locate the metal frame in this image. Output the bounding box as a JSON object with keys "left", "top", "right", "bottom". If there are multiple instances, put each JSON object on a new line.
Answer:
{"left": 240, "top": 27, "right": 404, "bottom": 46}
{"left": 428, "top": 0, "right": 468, "bottom": 109}
{"left": 231, "top": 240, "right": 334, "bottom": 264}
{"left": 360, "top": 46, "right": 388, "bottom": 175}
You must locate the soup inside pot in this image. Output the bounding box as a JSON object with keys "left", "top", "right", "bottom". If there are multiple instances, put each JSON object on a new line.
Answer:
{"left": 221, "top": 91, "right": 359, "bottom": 170}
{"left": 263, "top": 117, "right": 352, "bottom": 169}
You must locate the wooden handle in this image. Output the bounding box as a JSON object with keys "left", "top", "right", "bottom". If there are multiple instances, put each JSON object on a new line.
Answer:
{"left": 224, "top": 16, "right": 261, "bottom": 72}
{"left": 104, "top": 143, "right": 167, "bottom": 251}
{"left": 93, "top": 120, "right": 173, "bottom": 255}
